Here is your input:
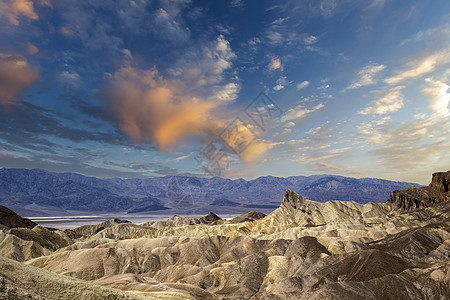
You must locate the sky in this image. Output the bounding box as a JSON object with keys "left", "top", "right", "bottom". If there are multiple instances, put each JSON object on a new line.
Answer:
{"left": 0, "top": 0, "right": 449, "bottom": 184}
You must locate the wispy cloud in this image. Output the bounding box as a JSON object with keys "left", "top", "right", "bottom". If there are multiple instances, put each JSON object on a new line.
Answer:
{"left": 357, "top": 113, "right": 450, "bottom": 172}
{"left": 58, "top": 70, "right": 82, "bottom": 88}
{"left": 273, "top": 76, "right": 292, "bottom": 91}
{"left": 317, "top": 161, "right": 341, "bottom": 171}
{"left": 359, "top": 86, "right": 404, "bottom": 115}
{"left": 303, "top": 34, "right": 318, "bottom": 45}
{"left": 345, "top": 62, "right": 386, "bottom": 90}
{"left": 281, "top": 103, "right": 324, "bottom": 122}
{"left": 210, "top": 82, "right": 240, "bottom": 102}
{"left": 174, "top": 152, "right": 195, "bottom": 161}
{"left": 296, "top": 80, "right": 310, "bottom": 90}
{"left": 384, "top": 50, "right": 450, "bottom": 85}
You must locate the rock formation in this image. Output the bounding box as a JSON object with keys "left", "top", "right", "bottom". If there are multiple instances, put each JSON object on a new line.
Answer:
{"left": 388, "top": 170, "right": 450, "bottom": 210}
{"left": 0, "top": 205, "right": 37, "bottom": 229}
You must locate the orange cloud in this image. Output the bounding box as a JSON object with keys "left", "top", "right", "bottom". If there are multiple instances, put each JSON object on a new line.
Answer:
{"left": 268, "top": 57, "right": 283, "bottom": 71}
{"left": 216, "top": 118, "right": 281, "bottom": 163}
{"left": 1, "top": 0, "right": 37, "bottom": 25}
{"left": 240, "top": 139, "right": 281, "bottom": 162}
{"left": 0, "top": 0, "right": 51, "bottom": 25}
{"left": 104, "top": 65, "right": 222, "bottom": 151}
{"left": 0, "top": 51, "right": 39, "bottom": 105}
{"left": 25, "top": 42, "right": 39, "bottom": 55}
{"left": 105, "top": 63, "right": 278, "bottom": 164}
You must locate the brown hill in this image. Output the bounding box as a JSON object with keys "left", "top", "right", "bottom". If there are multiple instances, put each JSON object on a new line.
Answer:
{"left": 0, "top": 205, "right": 37, "bottom": 229}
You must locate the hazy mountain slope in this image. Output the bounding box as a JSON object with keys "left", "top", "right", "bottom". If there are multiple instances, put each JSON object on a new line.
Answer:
{"left": 0, "top": 168, "right": 420, "bottom": 216}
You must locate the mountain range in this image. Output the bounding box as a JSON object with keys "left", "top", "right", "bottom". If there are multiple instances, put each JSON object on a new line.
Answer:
{"left": 0, "top": 168, "right": 421, "bottom": 216}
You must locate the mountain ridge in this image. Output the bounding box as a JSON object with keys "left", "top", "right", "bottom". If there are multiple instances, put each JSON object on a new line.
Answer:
{"left": 0, "top": 168, "right": 421, "bottom": 216}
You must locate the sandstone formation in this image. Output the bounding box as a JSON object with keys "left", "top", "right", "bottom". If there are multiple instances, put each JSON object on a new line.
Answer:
{"left": 388, "top": 170, "right": 450, "bottom": 210}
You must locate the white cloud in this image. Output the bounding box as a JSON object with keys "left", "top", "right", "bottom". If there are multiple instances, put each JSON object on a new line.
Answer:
{"left": 303, "top": 34, "right": 318, "bottom": 45}
{"left": 346, "top": 62, "right": 386, "bottom": 90}
{"left": 296, "top": 80, "right": 310, "bottom": 90}
{"left": 359, "top": 86, "right": 405, "bottom": 115}
{"left": 273, "top": 76, "right": 292, "bottom": 91}
{"left": 210, "top": 82, "right": 240, "bottom": 102}
{"left": 285, "top": 121, "right": 295, "bottom": 128}
{"left": 265, "top": 31, "right": 283, "bottom": 45}
{"left": 423, "top": 77, "right": 450, "bottom": 116}
{"left": 317, "top": 83, "right": 330, "bottom": 91}
{"left": 357, "top": 113, "right": 450, "bottom": 171}
{"left": 174, "top": 152, "right": 194, "bottom": 161}
{"left": 173, "top": 35, "right": 238, "bottom": 100}
{"left": 58, "top": 70, "right": 82, "bottom": 87}
{"left": 248, "top": 37, "right": 261, "bottom": 46}
{"left": 384, "top": 50, "right": 450, "bottom": 85}
{"left": 281, "top": 103, "right": 324, "bottom": 121}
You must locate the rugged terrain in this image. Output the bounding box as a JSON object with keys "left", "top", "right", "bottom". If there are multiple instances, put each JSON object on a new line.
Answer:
{"left": 0, "top": 171, "right": 449, "bottom": 299}
{"left": 0, "top": 168, "right": 420, "bottom": 216}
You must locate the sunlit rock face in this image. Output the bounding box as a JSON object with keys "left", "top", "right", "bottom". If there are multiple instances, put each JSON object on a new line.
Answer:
{"left": 388, "top": 170, "right": 450, "bottom": 210}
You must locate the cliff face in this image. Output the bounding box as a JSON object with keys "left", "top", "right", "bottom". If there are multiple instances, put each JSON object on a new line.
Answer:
{"left": 387, "top": 171, "right": 450, "bottom": 210}
{"left": 430, "top": 171, "right": 450, "bottom": 193}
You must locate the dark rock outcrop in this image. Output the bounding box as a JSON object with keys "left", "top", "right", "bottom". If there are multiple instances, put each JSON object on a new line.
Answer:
{"left": 0, "top": 205, "right": 37, "bottom": 229}
{"left": 282, "top": 189, "right": 306, "bottom": 210}
{"left": 387, "top": 171, "right": 450, "bottom": 210}
{"left": 430, "top": 171, "right": 450, "bottom": 193}
{"left": 230, "top": 211, "right": 266, "bottom": 223}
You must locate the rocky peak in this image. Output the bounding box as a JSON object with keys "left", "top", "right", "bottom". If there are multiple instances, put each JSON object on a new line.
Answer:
{"left": 281, "top": 189, "right": 306, "bottom": 210}
{"left": 199, "top": 212, "right": 221, "bottom": 223}
{"left": 387, "top": 170, "right": 450, "bottom": 210}
{"left": 430, "top": 171, "right": 450, "bottom": 193}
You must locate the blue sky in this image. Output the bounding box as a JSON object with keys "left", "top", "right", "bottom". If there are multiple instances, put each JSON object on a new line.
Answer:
{"left": 0, "top": 0, "right": 449, "bottom": 184}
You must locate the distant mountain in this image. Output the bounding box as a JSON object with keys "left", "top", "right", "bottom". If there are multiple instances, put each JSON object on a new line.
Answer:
{"left": 0, "top": 168, "right": 421, "bottom": 216}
